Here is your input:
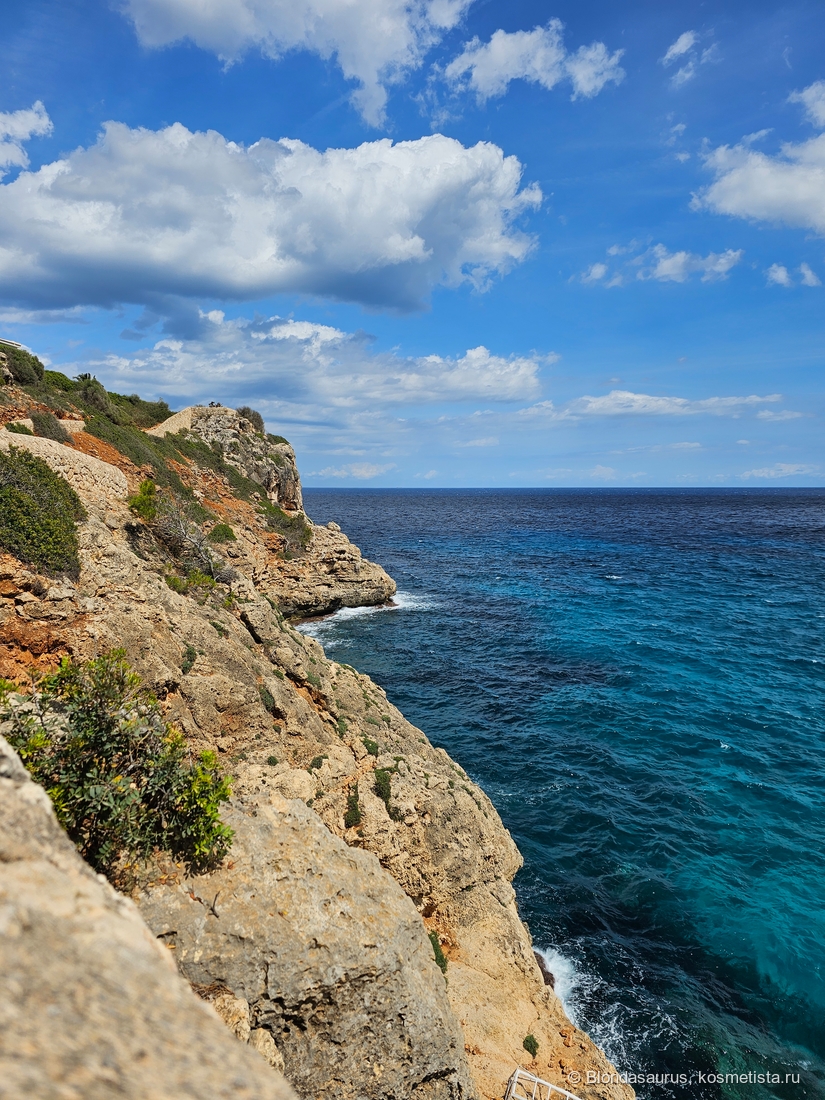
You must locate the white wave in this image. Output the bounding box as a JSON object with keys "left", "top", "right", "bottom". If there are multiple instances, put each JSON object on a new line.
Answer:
{"left": 534, "top": 946, "right": 584, "bottom": 1026}
{"left": 296, "top": 590, "right": 436, "bottom": 641}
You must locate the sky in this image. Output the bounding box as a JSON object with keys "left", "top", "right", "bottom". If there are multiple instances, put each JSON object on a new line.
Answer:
{"left": 1, "top": 0, "right": 824, "bottom": 487}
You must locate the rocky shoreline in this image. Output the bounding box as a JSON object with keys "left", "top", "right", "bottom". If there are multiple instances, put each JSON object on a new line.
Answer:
{"left": 0, "top": 385, "right": 633, "bottom": 1100}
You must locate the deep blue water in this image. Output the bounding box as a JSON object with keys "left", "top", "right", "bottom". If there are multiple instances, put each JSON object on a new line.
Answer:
{"left": 300, "top": 489, "right": 825, "bottom": 1100}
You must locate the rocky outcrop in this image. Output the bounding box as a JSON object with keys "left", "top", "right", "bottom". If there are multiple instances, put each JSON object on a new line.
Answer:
{"left": 0, "top": 733, "right": 296, "bottom": 1100}
{"left": 138, "top": 795, "right": 476, "bottom": 1100}
{"left": 147, "top": 405, "right": 303, "bottom": 512}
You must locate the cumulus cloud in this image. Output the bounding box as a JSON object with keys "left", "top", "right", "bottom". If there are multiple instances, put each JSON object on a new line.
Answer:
{"left": 638, "top": 243, "right": 743, "bottom": 282}
{"left": 124, "top": 0, "right": 474, "bottom": 126}
{"left": 0, "top": 101, "right": 52, "bottom": 177}
{"left": 0, "top": 121, "right": 540, "bottom": 313}
{"left": 695, "top": 86, "right": 825, "bottom": 234}
{"left": 444, "top": 19, "right": 624, "bottom": 103}
{"left": 766, "top": 263, "right": 792, "bottom": 287}
{"left": 788, "top": 80, "right": 825, "bottom": 128}
{"left": 740, "top": 463, "right": 818, "bottom": 480}
{"left": 92, "top": 313, "right": 547, "bottom": 413}
{"left": 581, "top": 262, "right": 608, "bottom": 283}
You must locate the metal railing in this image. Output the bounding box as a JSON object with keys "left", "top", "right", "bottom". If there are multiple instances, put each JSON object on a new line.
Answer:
{"left": 505, "top": 1067, "right": 584, "bottom": 1100}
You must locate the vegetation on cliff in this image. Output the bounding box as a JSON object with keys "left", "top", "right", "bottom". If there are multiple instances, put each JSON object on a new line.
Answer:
{"left": 1, "top": 651, "right": 233, "bottom": 878}
{"left": 0, "top": 447, "right": 86, "bottom": 578}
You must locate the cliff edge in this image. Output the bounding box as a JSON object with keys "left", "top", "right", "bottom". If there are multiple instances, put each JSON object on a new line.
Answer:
{"left": 0, "top": 370, "right": 632, "bottom": 1100}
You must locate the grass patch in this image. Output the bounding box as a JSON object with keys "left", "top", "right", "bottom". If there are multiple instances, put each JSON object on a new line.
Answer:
{"left": 0, "top": 446, "right": 86, "bottom": 578}
{"left": 1, "top": 651, "right": 232, "bottom": 877}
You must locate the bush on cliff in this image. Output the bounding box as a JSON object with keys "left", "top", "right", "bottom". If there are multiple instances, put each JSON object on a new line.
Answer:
{"left": 0, "top": 446, "right": 86, "bottom": 578}
{"left": 31, "top": 410, "right": 71, "bottom": 443}
{"left": 1, "top": 651, "right": 233, "bottom": 878}
{"left": 2, "top": 345, "right": 45, "bottom": 385}
{"left": 236, "top": 405, "right": 265, "bottom": 433}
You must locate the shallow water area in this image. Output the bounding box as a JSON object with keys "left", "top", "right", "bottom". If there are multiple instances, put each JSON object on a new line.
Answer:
{"left": 302, "top": 488, "right": 825, "bottom": 1100}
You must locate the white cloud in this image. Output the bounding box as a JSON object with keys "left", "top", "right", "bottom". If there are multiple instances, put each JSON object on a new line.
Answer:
{"left": 124, "top": 0, "right": 474, "bottom": 126}
{"left": 800, "top": 262, "right": 822, "bottom": 286}
{"left": 756, "top": 409, "right": 803, "bottom": 421}
{"left": 591, "top": 465, "right": 616, "bottom": 480}
{"left": 581, "top": 262, "right": 607, "bottom": 283}
{"left": 639, "top": 243, "right": 743, "bottom": 282}
{"left": 444, "top": 19, "right": 624, "bottom": 103}
{"left": 570, "top": 390, "right": 780, "bottom": 417}
{"left": 740, "top": 463, "right": 818, "bottom": 480}
{"left": 766, "top": 263, "right": 792, "bottom": 286}
{"left": 519, "top": 390, "right": 784, "bottom": 422}
{"left": 671, "top": 62, "right": 696, "bottom": 88}
{"left": 313, "top": 462, "right": 397, "bottom": 479}
{"left": 0, "top": 121, "right": 540, "bottom": 313}
{"left": 661, "top": 31, "right": 697, "bottom": 65}
{"left": 93, "top": 315, "right": 546, "bottom": 412}
{"left": 0, "top": 101, "right": 52, "bottom": 178}
{"left": 458, "top": 435, "right": 498, "bottom": 447}
{"left": 789, "top": 80, "right": 825, "bottom": 128}
{"left": 695, "top": 132, "right": 825, "bottom": 235}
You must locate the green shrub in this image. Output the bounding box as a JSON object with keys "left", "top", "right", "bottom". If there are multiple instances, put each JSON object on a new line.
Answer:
{"left": 5, "top": 421, "right": 34, "bottom": 435}
{"left": 1, "top": 652, "right": 232, "bottom": 876}
{"left": 0, "top": 446, "right": 86, "bottom": 578}
{"left": 3, "top": 346, "right": 44, "bottom": 385}
{"left": 259, "top": 684, "right": 279, "bottom": 716}
{"left": 210, "top": 619, "right": 228, "bottom": 637}
{"left": 337, "top": 717, "right": 348, "bottom": 738}
{"left": 181, "top": 644, "right": 197, "bottom": 675}
{"left": 344, "top": 783, "right": 362, "bottom": 828}
{"left": 307, "top": 754, "right": 327, "bottom": 773}
{"left": 43, "top": 370, "right": 76, "bottom": 392}
{"left": 374, "top": 767, "right": 401, "bottom": 821}
{"left": 267, "top": 433, "right": 288, "bottom": 445}
{"left": 128, "top": 479, "right": 158, "bottom": 521}
{"left": 523, "top": 1035, "right": 539, "bottom": 1058}
{"left": 267, "top": 754, "right": 279, "bottom": 766}
{"left": 165, "top": 574, "right": 188, "bottom": 594}
{"left": 429, "top": 931, "right": 448, "bottom": 975}
{"left": 306, "top": 670, "right": 321, "bottom": 689}
{"left": 208, "top": 522, "right": 236, "bottom": 543}
{"left": 362, "top": 735, "right": 379, "bottom": 756}
{"left": 236, "top": 406, "right": 265, "bottom": 433}
{"left": 259, "top": 501, "right": 312, "bottom": 553}
{"left": 30, "top": 411, "right": 70, "bottom": 443}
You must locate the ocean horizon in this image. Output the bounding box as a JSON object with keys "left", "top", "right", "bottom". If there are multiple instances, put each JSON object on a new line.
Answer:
{"left": 301, "top": 486, "right": 825, "bottom": 1100}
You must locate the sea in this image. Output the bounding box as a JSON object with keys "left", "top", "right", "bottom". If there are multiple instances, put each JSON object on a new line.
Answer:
{"left": 299, "top": 488, "right": 825, "bottom": 1100}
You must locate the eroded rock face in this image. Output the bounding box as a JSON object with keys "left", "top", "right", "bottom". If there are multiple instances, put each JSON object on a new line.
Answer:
{"left": 138, "top": 795, "right": 477, "bottom": 1100}
{"left": 147, "top": 405, "right": 303, "bottom": 512}
{"left": 0, "top": 734, "right": 296, "bottom": 1100}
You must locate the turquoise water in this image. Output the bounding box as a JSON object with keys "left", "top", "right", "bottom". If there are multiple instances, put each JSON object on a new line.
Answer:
{"left": 301, "top": 489, "right": 825, "bottom": 1100}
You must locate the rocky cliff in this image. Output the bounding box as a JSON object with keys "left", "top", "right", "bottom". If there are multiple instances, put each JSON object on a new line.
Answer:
{"left": 0, "top": 373, "right": 632, "bottom": 1100}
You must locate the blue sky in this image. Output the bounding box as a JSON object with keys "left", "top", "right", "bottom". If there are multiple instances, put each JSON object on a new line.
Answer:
{"left": 1, "top": 0, "right": 824, "bottom": 487}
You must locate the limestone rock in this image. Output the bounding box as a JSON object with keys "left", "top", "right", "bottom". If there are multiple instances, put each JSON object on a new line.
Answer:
{"left": 0, "top": 431, "right": 128, "bottom": 506}
{"left": 0, "top": 734, "right": 295, "bottom": 1100}
{"left": 138, "top": 795, "right": 478, "bottom": 1100}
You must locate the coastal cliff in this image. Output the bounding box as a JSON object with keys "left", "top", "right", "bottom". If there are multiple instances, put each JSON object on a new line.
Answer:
{"left": 0, "top": 370, "right": 633, "bottom": 1100}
